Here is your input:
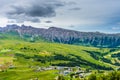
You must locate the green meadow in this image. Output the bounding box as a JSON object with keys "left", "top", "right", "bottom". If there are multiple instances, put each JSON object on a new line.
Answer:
{"left": 0, "top": 33, "right": 120, "bottom": 80}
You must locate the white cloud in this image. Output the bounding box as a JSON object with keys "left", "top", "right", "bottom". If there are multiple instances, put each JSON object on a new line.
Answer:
{"left": 0, "top": 18, "right": 8, "bottom": 27}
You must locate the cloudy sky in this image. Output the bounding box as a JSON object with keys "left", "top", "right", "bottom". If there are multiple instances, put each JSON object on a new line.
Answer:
{"left": 0, "top": 0, "right": 120, "bottom": 33}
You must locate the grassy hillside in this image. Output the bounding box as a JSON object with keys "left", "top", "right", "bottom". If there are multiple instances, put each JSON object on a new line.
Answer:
{"left": 0, "top": 40, "right": 114, "bottom": 69}
{"left": 0, "top": 33, "right": 120, "bottom": 79}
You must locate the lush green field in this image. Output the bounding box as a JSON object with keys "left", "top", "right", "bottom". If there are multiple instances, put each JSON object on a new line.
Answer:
{"left": 0, "top": 33, "right": 120, "bottom": 80}
{"left": 0, "top": 40, "right": 115, "bottom": 69}
{"left": 0, "top": 69, "right": 58, "bottom": 80}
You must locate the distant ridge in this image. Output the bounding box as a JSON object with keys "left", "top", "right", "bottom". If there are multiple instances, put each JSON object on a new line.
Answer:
{"left": 0, "top": 24, "right": 120, "bottom": 47}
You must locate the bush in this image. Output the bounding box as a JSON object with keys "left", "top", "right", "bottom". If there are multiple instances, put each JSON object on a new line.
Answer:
{"left": 87, "top": 71, "right": 120, "bottom": 80}
{"left": 88, "top": 74, "right": 97, "bottom": 80}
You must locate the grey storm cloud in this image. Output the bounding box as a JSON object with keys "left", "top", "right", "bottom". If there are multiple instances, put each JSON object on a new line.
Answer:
{"left": 45, "top": 21, "right": 52, "bottom": 23}
{"left": 3, "top": 0, "right": 64, "bottom": 23}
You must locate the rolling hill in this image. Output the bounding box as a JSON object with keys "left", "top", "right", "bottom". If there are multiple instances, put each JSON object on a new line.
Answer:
{"left": 0, "top": 31, "right": 119, "bottom": 70}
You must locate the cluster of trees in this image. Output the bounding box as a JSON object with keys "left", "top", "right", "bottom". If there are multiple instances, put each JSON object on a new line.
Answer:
{"left": 111, "top": 53, "right": 120, "bottom": 57}
{"left": 84, "top": 50, "right": 112, "bottom": 64}
{"left": 88, "top": 71, "right": 120, "bottom": 80}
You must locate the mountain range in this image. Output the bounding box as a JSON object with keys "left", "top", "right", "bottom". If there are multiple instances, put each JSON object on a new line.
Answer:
{"left": 0, "top": 24, "right": 120, "bottom": 47}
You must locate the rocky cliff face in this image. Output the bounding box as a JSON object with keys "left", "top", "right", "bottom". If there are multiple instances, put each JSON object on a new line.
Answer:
{"left": 0, "top": 24, "right": 120, "bottom": 47}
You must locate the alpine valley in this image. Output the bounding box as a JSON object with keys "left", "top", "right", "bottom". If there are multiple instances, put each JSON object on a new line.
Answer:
{"left": 1, "top": 24, "right": 120, "bottom": 80}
